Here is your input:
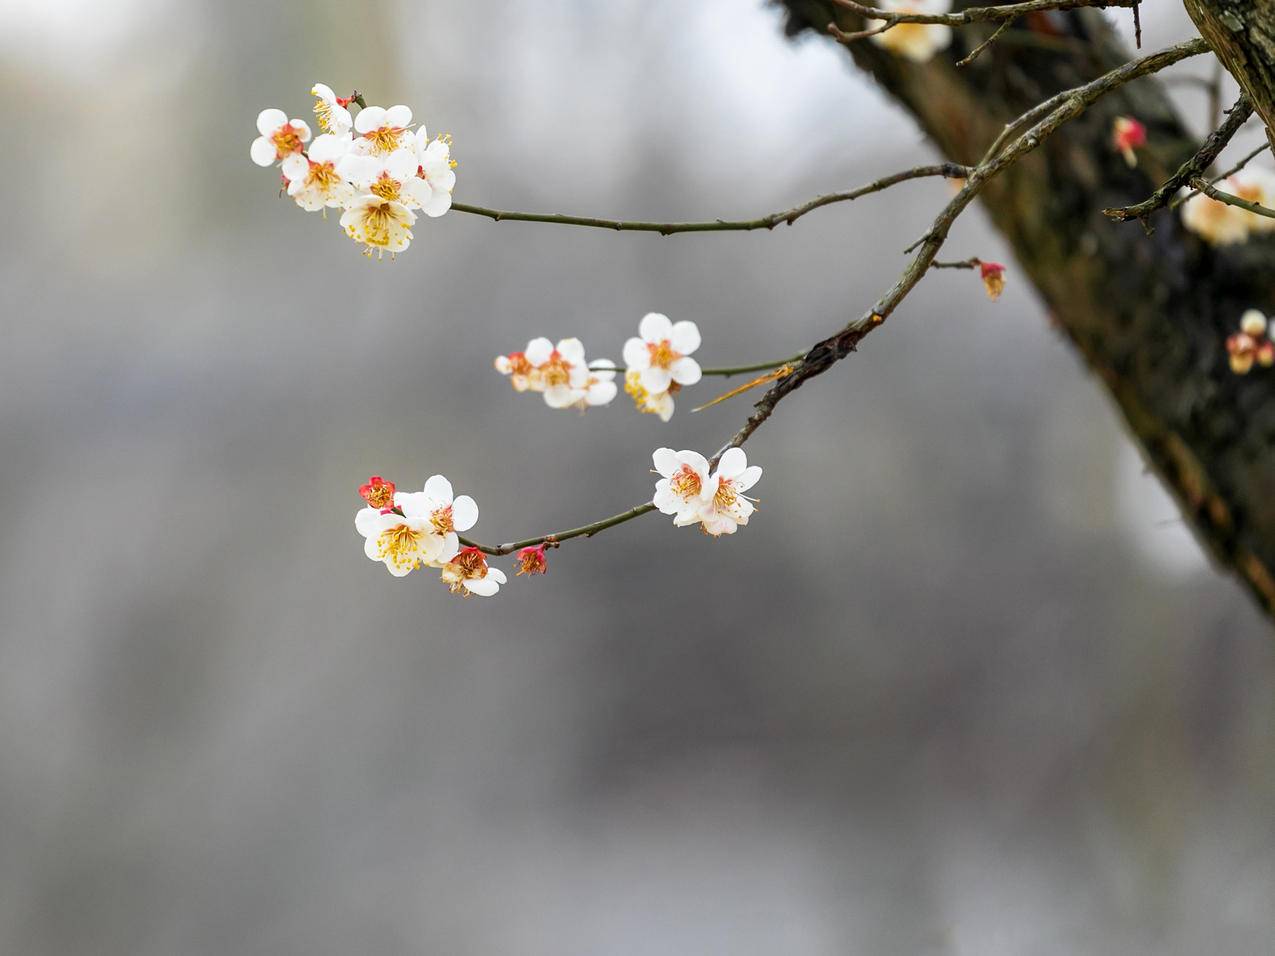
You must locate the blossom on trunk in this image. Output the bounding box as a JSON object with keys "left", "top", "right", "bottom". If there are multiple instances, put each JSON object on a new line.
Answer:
{"left": 867, "top": 1, "right": 953, "bottom": 63}
{"left": 1111, "top": 116, "right": 1146, "bottom": 168}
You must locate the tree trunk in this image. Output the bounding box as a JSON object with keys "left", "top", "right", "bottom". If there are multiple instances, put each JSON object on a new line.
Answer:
{"left": 1184, "top": 0, "right": 1275, "bottom": 146}
{"left": 776, "top": 1, "right": 1275, "bottom": 618}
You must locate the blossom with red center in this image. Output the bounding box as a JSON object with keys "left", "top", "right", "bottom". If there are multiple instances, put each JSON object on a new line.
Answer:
{"left": 1228, "top": 309, "right": 1274, "bottom": 375}
{"left": 1112, "top": 116, "right": 1147, "bottom": 168}
{"left": 250, "top": 108, "right": 312, "bottom": 167}
{"left": 359, "top": 475, "right": 397, "bottom": 509}
{"left": 440, "top": 546, "right": 508, "bottom": 597}
{"left": 494, "top": 351, "right": 536, "bottom": 391}
{"left": 623, "top": 313, "right": 702, "bottom": 397}
{"left": 515, "top": 545, "right": 549, "bottom": 576}
{"left": 651, "top": 446, "right": 763, "bottom": 535}
{"left": 494, "top": 337, "right": 615, "bottom": 410}
{"left": 352, "top": 103, "right": 414, "bottom": 156}
{"left": 697, "top": 447, "right": 763, "bottom": 536}
{"left": 978, "top": 261, "right": 1006, "bottom": 301}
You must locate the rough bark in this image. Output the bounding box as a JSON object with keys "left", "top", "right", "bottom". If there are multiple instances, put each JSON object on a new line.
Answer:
{"left": 1184, "top": 0, "right": 1275, "bottom": 146}
{"left": 776, "top": 1, "right": 1275, "bottom": 617}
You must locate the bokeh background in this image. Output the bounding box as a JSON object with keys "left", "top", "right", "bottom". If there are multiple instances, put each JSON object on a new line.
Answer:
{"left": 2, "top": 1, "right": 1273, "bottom": 953}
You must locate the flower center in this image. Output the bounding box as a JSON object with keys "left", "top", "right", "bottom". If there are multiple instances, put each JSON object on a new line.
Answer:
{"left": 540, "top": 351, "right": 573, "bottom": 387}
{"left": 356, "top": 201, "right": 407, "bottom": 248}
{"left": 370, "top": 173, "right": 403, "bottom": 202}
{"left": 306, "top": 161, "right": 341, "bottom": 192}
{"left": 713, "top": 479, "right": 738, "bottom": 512}
{"left": 670, "top": 464, "right": 702, "bottom": 500}
{"left": 430, "top": 505, "right": 454, "bottom": 536}
{"left": 441, "top": 547, "right": 489, "bottom": 592}
{"left": 378, "top": 524, "right": 424, "bottom": 571}
{"left": 646, "top": 339, "right": 679, "bottom": 369}
{"left": 313, "top": 98, "right": 335, "bottom": 133}
{"left": 364, "top": 125, "right": 406, "bottom": 155}
{"left": 271, "top": 123, "right": 304, "bottom": 159}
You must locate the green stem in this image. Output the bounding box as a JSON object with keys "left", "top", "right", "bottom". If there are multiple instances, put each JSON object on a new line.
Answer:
{"left": 449, "top": 163, "right": 969, "bottom": 236}
{"left": 460, "top": 503, "right": 658, "bottom": 556}
{"left": 590, "top": 353, "right": 805, "bottom": 378}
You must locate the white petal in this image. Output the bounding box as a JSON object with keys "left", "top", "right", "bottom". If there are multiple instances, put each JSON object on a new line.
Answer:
{"left": 384, "top": 104, "right": 412, "bottom": 127}
{"left": 280, "top": 153, "right": 309, "bottom": 181}
{"left": 544, "top": 385, "right": 576, "bottom": 408}
{"left": 256, "top": 108, "right": 287, "bottom": 136}
{"left": 312, "top": 82, "right": 335, "bottom": 100}
{"left": 676, "top": 449, "right": 711, "bottom": 480}
{"left": 525, "top": 337, "right": 553, "bottom": 365}
{"left": 622, "top": 338, "right": 649, "bottom": 370}
{"left": 653, "top": 485, "right": 680, "bottom": 514}
{"left": 734, "top": 465, "right": 763, "bottom": 492}
{"left": 670, "top": 321, "right": 701, "bottom": 355}
{"left": 464, "top": 577, "right": 499, "bottom": 596}
{"left": 364, "top": 533, "right": 383, "bottom": 560}
{"left": 640, "top": 366, "right": 672, "bottom": 394}
{"left": 489, "top": 568, "right": 508, "bottom": 584}
{"left": 355, "top": 507, "right": 381, "bottom": 537}
{"left": 669, "top": 357, "right": 701, "bottom": 386}
{"left": 385, "top": 148, "right": 417, "bottom": 181}
{"left": 652, "top": 447, "right": 680, "bottom": 477}
{"left": 451, "top": 495, "right": 479, "bottom": 531}
{"left": 587, "top": 380, "right": 617, "bottom": 405}
{"left": 355, "top": 105, "right": 386, "bottom": 133}
{"left": 250, "top": 136, "right": 276, "bottom": 166}
{"left": 639, "top": 312, "right": 673, "bottom": 343}
{"left": 716, "top": 447, "right": 747, "bottom": 480}
{"left": 386, "top": 559, "right": 415, "bottom": 576}
{"left": 654, "top": 393, "right": 675, "bottom": 422}
{"left": 423, "top": 474, "right": 454, "bottom": 505}
{"left": 422, "top": 189, "right": 452, "bottom": 218}
{"left": 556, "top": 337, "right": 586, "bottom": 366}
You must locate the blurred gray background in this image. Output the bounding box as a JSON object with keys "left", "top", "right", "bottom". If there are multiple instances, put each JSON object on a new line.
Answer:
{"left": 1, "top": 1, "right": 1273, "bottom": 953}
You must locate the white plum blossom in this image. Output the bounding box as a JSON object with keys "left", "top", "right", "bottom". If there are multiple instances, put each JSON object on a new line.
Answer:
{"left": 310, "top": 83, "right": 353, "bottom": 135}
{"left": 281, "top": 133, "right": 355, "bottom": 211}
{"left": 250, "top": 108, "right": 311, "bottom": 167}
{"left": 495, "top": 338, "right": 614, "bottom": 410}
{"left": 623, "top": 313, "right": 702, "bottom": 394}
{"left": 340, "top": 194, "right": 416, "bottom": 257}
{"left": 413, "top": 128, "right": 457, "bottom": 218}
{"left": 624, "top": 369, "right": 676, "bottom": 421}
{"left": 353, "top": 104, "right": 414, "bottom": 156}
{"left": 652, "top": 447, "right": 714, "bottom": 527}
{"left": 651, "top": 446, "right": 761, "bottom": 535}
{"left": 867, "top": 0, "right": 953, "bottom": 63}
{"left": 340, "top": 148, "right": 434, "bottom": 210}
{"left": 396, "top": 474, "right": 480, "bottom": 560}
{"left": 697, "top": 447, "right": 762, "bottom": 536}
{"left": 439, "top": 546, "right": 508, "bottom": 596}
{"left": 355, "top": 475, "right": 479, "bottom": 576}
{"left": 1178, "top": 174, "right": 1269, "bottom": 247}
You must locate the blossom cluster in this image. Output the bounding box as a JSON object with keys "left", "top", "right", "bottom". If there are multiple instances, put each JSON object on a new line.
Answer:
{"left": 1181, "top": 169, "right": 1275, "bottom": 246}
{"left": 1226, "top": 309, "right": 1275, "bottom": 375}
{"left": 251, "top": 84, "right": 456, "bottom": 258}
{"left": 493, "top": 338, "right": 617, "bottom": 410}
{"left": 652, "top": 446, "right": 761, "bottom": 536}
{"left": 496, "top": 313, "right": 702, "bottom": 421}
{"left": 868, "top": 0, "right": 952, "bottom": 63}
{"left": 355, "top": 474, "right": 507, "bottom": 595}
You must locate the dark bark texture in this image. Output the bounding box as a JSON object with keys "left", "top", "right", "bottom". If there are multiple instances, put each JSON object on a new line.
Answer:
{"left": 776, "top": 1, "right": 1275, "bottom": 616}
{"left": 1184, "top": 0, "right": 1275, "bottom": 146}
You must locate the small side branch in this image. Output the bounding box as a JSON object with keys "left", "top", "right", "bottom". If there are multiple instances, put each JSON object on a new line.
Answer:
{"left": 450, "top": 163, "right": 969, "bottom": 235}
{"left": 1171, "top": 142, "right": 1272, "bottom": 210}
{"left": 828, "top": 0, "right": 1135, "bottom": 42}
{"left": 1188, "top": 176, "right": 1275, "bottom": 220}
{"left": 1105, "top": 94, "right": 1253, "bottom": 224}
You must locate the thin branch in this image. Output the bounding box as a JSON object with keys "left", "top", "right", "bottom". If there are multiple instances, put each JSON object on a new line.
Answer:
{"left": 1104, "top": 94, "right": 1253, "bottom": 224}
{"left": 589, "top": 353, "right": 806, "bottom": 379}
{"left": 957, "top": 20, "right": 1014, "bottom": 68}
{"left": 1189, "top": 176, "right": 1275, "bottom": 220}
{"left": 450, "top": 163, "right": 969, "bottom": 235}
{"left": 930, "top": 257, "right": 983, "bottom": 270}
{"left": 828, "top": 0, "right": 1135, "bottom": 42}
{"left": 459, "top": 38, "right": 1209, "bottom": 561}
{"left": 1170, "top": 142, "right": 1271, "bottom": 210}
{"left": 460, "top": 503, "right": 658, "bottom": 556}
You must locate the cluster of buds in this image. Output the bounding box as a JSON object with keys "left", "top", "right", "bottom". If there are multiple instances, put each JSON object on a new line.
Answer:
{"left": 652, "top": 446, "right": 762, "bottom": 536}
{"left": 1111, "top": 116, "right": 1147, "bottom": 168}
{"left": 493, "top": 338, "right": 617, "bottom": 410}
{"left": 251, "top": 84, "right": 457, "bottom": 258}
{"left": 866, "top": 0, "right": 953, "bottom": 63}
{"left": 355, "top": 474, "right": 510, "bottom": 595}
{"left": 1226, "top": 309, "right": 1275, "bottom": 375}
{"left": 495, "top": 314, "right": 703, "bottom": 422}
{"left": 1181, "top": 168, "right": 1275, "bottom": 246}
